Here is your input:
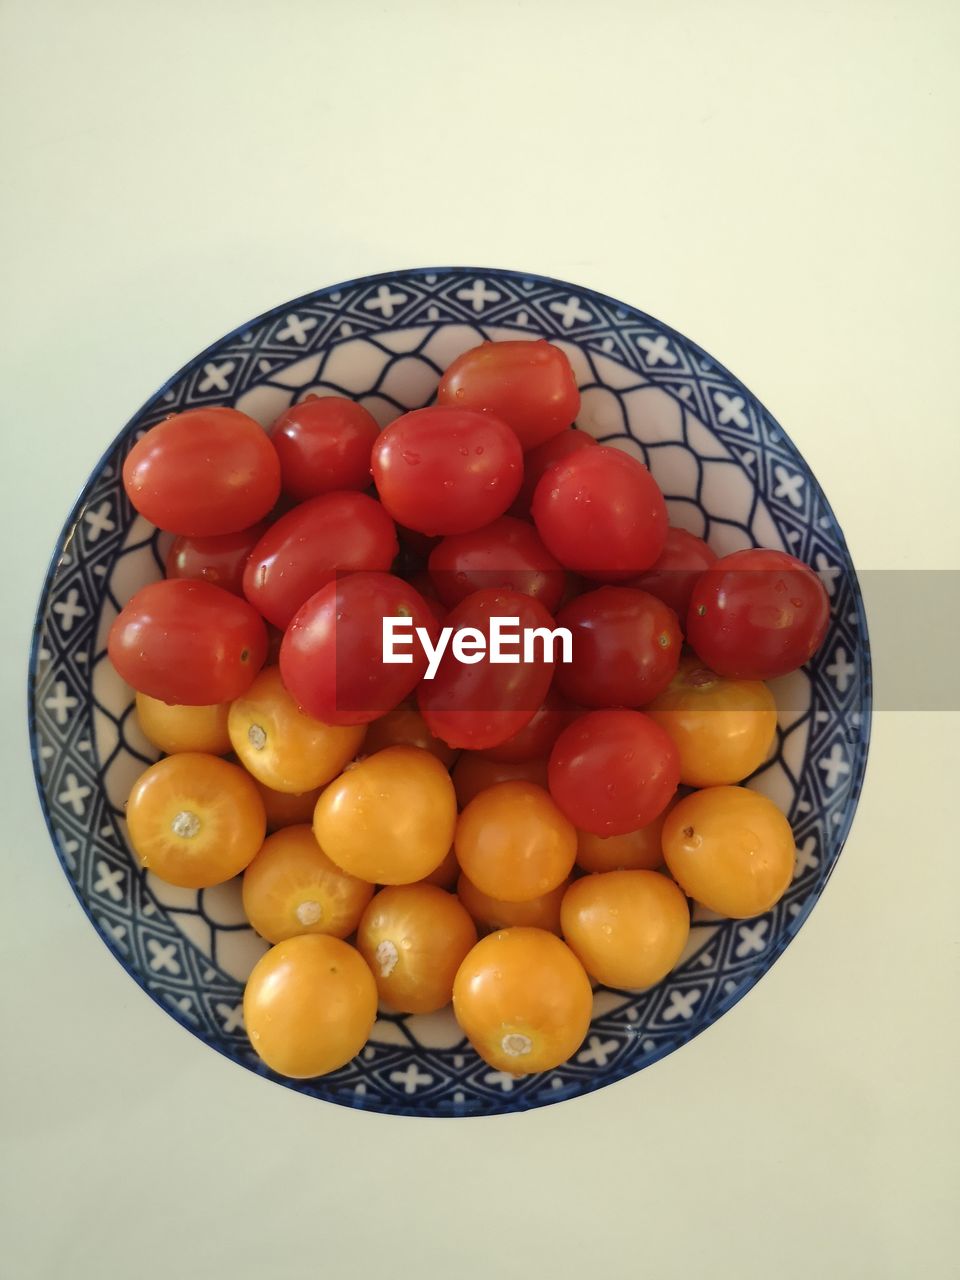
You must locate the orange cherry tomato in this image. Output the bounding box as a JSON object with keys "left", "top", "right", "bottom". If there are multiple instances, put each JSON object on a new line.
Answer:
{"left": 243, "top": 934, "right": 377, "bottom": 1078}
{"left": 453, "top": 928, "right": 593, "bottom": 1074}
{"left": 662, "top": 786, "right": 795, "bottom": 917}
{"left": 242, "top": 825, "right": 374, "bottom": 944}
{"left": 251, "top": 778, "right": 324, "bottom": 832}
{"left": 645, "top": 655, "right": 777, "bottom": 787}
{"left": 561, "top": 870, "right": 690, "bottom": 988}
{"left": 575, "top": 804, "right": 672, "bottom": 873}
{"left": 362, "top": 699, "right": 457, "bottom": 768}
{"left": 135, "top": 692, "right": 232, "bottom": 756}
{"left": 126, "top": 753, "right": 265, "bottom": 888}
{"left": 421, "top": 845, "right": 460, "bottom": 889}
{"left": 356, "top": 884, "right": 477, "bottom": 1014}
{"left": 455, "top": 781, "right": 577, "bottom": 903}
{"left": 457, "top": 872, "right": 567, "bottom": 935}
{"left": 452, "top": 753, "right": 549, "bottom": 809}
{"left": 228, "top": 666, "right": 365, "bottom": 794}
{"left": 313, "top": 746, "right": 457, "bottom": 884}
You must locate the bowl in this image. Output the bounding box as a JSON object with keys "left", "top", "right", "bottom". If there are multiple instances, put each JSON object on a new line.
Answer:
{"left": 29, "top": 267, "right": 871, "bottom": 1116}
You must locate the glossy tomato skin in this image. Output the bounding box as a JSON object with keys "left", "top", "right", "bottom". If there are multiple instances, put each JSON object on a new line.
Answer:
{"left": 108, "top": 579, "right": 267, "bottom": 705}
{"left": 427, "top": 516, "right": 565, "bottom": 612}
{"left": 510, "top": 429, "right": 596, "bottom": 517}
{"left": 122, "top": 407, "right": 281, "bottom": 536}
{"left": 548, "top": 709, "right": 679, "bottom": 837}
{"left": 478, "top": 687, "right": 576, "bottom": 764}
{"left": 166, "top": 521, "right": 268, "bottom": 596}
{"left": 279, "top": 572, "right": 437, "bottom": 726}
{"left": 417, "top": 588, "right": 557, "bottom": 750}
{"left": 628, "top": 527, "right": 717, "bottom": 620}
{"left": 269, "top": 395, "right": 379, "bottom": 500}
{"left": 436, "top": 339, "right": 580, "bottom": 451}
{"left": 243, "top": 492, "right": 398, "bottom": 629}
{"left": 686, "top": 549, "right": 831, "bottom": 679}
{"left": 532, "top": 445, "right": 668, "bottom": 580}
{"left": 555, "top": 586, "right": 681, "bottom": 708}
{"left": 371, "top": 407, "right": 523, "bottom": 536}
{"left": 451, "top": 754, "right": 549, "bottom": 808}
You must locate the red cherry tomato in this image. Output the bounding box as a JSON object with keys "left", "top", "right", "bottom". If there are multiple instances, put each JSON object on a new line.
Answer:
{"left": 165, "top": 522, "right": 268, "bottom": 596}
{"left": 555, "top": 587, "right": 681, "bottom": 708}
{"left": 532, "top": 445, "right": 667, "bottom": 580}
{"left": 628, "top": 527, "right": 717, "bottom": 620}
{"left": 280, "top": 572, "right": 438, "bottom": 726}
{"left": 478, "top": 687, "right": 577, "bottom": 764}
{"left": 108, "top": 580, "right": 267, "bottom": 705}
{"left": 268, "top": 395, "right": 379, "bottom": 500}
{"left": 417, "top": 589, "right": 557, "bottom": 750}
{"left": 436, "top": 339, "right": 580, "bottom": 451}
{"left": 122, "top": 407, "right": 281, "bottom": 536}
{"left": 407, "top": 571, "right": 449, "bottom": 627}
{"left": 427, "top": 516, "right": 565, "bottom": 612}
{"left": 510, "top": 429, "right": 597, "bottom": 517}
{"left": 371, "top": 407, "right": 522, "bottom": 536}
{"left": 686, "top": 548, "right": 831, "bottom": 679}
{"left": 548, "top": 709, "right": 679, "bottom": 836}
{"left": 243, "top": 493, "right": 398, "bottom": 629}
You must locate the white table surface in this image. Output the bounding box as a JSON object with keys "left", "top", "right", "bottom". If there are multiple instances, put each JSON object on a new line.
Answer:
{"left": 3, "top": 3, "right": 958, "bottom": 1277}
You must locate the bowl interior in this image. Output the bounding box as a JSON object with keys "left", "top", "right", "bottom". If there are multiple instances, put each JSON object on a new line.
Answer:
{"left": 30, "top": 269, "right": 871, "bottom": 1115}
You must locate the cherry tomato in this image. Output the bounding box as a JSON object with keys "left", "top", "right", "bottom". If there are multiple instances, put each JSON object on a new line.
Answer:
{"left": 437, "top": 339, "right": 580, "bottom": 451}
{"left": 228, "top": 666, "right": 365, "bottom": 793}
{"left": 532, "top": 445, "right": 667, "bottom": 580}
{"left": 561, "top": 870, "right": 690, "bottom": 989}
{"left": 123, "top": 407, "right": 280, "bottom": 536}
{"left": 548, "top": 709, "right": 679, "bottom": 836}
{"left": 251, "top": 778, "right": 323, "bottom": 832}
{"left": 356, "top": 884, "right": 477, "bottom": 1014}
{"left": 126, "top": 753, "right": 266, "bottom": 888}
{"left": 313, "top": 746, "right": 457, "bottom": 884}
{"left": 166, "top": 521, "right": 268, "bottom": 596}
{"left": 244, "top": 934, "right": 377, "bottom": 1078}
{"left": 109, "top": 579, "right": 267, "bottom": 705}
{"left": 686, "top": 549, "right": 830, "bottom": 680}
{"left": 452, "top": 754, "right": 549, "bottom": 808}
{"left": 362, "top": 699, "right": 457, "bottom": 768}
{"left": 427, "top": 516, "right": 565, "bottom": 612}
{"left": 421, "top": 845, "right": 460, "bottom": 889}
{"left": 242, "top": 825, "right": 374, "bottom": 943}
{"left": 456, "top": 872, "right": 567, "bottom": 935}
{"left": 575, "top": 804, "right": 673, "bottom": 874}
{"left": 417, "top": 589, "right": 557, "bottom": 750}
{"left": 452, "top": 928, "right": 593, "bottom": 1074}
{"left": 269, "top": 395, "right": 379, "bottom": 500}
{"left": 280, "top": 572, "right": 438, "bottom": 726}
{"left": 455, "top": 781, "right": 577, "bottom": 903}
{"left": 135, "top": 692, "right": 231, "bottom": 756}
{"left": 371, "top": 407, "right": 522, "bottom": 536}
{"left": 243, "top": 493, "right": 398, "bottom": 629}
{"left": 555, "top": 586, "right": 681, "bottom": 708}
{"left": 478, "top": 687, "right": 575, "bottom": 764}
{"left": 407, "top": 571, "right": 449, "bottom": 628}
{"left": 510, "top": 429, "right": 596, "bottom": 517}
{"left": 645, "top": 655, "right": 778, "bottom": 786}
{"left": 628, "top": 527, "right": 717, "bottom": 619}
{"left": 662, "top": 786, "right": 795, "bottom": 917}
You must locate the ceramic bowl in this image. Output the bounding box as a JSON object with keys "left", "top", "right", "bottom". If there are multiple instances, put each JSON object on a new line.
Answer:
{"left": 29, "top": 268, "right": 871, "bottom": 1115}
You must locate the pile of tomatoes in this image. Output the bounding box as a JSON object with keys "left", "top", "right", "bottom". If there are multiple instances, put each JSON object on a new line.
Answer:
{"left": 110, "top": 337, "right": 830, "bottom": 1081}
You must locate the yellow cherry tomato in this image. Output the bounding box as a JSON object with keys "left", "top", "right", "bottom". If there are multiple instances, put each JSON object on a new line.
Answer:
{"left": 421, "top": 845, "right": 459, "bottom": 889}
{"left": 126, "top": 753, "right": 266, "bottom": 888}
{"left": 243, "top": 934, "right": 377, "bottom": 1078}
{"left": 356, "top": 884, "right": 477, "bottom": 1014}
{"left": 645, "top": 655, "right": 777, "bottom": 787}
{"left": 242, "top": 825, "right": 374, "bottom": 944}
{"left": 453, "top": 928, "right": 593, "bottom": 1074}
{"left": 228, "top": 666, "right": 365, "bottom": 794}
{"left": 452, "top": 753, "right": 549, "bottom": 808}
{"left": 363, "top": 699, "right": 457, "bottom": 768}
{"left": 455, "top": 781, "right": 576, "bottom": 903}
{"left": 135, "top": 691, "right": 231, "bottom": 755}
{"left": 561, "top": 870, "right": 690, "bottom": 989}
{"left": 662, "top": 786, "right": 795, "bottom": 917}
{"left": 313, "top": 746, "right": 457, "bottom": 884}
{"left": 251, "top": 777, "right": 323, "bottom": 832}
{"left": 575, "top": 801, "right": 673, "bottom": 874}
{"left": 457, "top": 872, "right": 567, "bottom": 935}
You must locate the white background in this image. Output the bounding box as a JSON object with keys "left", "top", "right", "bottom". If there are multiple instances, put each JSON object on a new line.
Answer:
{"left": 2, "top": 2, "right": 958, "bottom": 1277}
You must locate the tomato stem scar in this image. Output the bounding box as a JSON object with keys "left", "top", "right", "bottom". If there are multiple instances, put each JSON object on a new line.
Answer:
{"left": 172, "top": 810, "right": 201, "bottom": 838}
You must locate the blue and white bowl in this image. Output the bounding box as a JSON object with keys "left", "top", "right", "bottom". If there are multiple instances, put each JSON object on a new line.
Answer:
{"left": 29, "top": 268, "right": 871, "bottom": 1116}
